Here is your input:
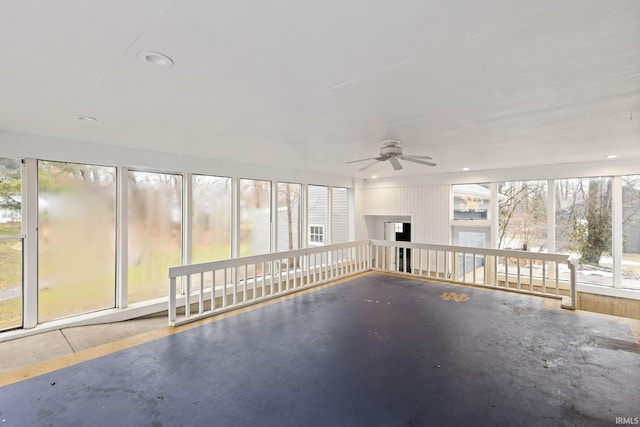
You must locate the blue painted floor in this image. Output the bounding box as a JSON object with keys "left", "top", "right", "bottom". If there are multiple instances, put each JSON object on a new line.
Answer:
{"left": 0, "top": 274, "right": 638, "bottom": 426}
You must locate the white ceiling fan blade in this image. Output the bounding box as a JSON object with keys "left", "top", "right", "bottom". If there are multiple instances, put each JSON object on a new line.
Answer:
{"left": 399, "top": 155, "right": 436, "bottom": 167}
{"left": 389, "top": 157, "right": 403, "bottom": 170}
{"left": 358, "top": 160, "right": 379, "bottom": 171}
{"left": 345, "top": 157, "right": 378, "bottom": 164}
{"left": 403, "top": 154, "right": 433, "bottom": 160}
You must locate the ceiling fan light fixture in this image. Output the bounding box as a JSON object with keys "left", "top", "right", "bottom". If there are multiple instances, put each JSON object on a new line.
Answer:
{"left": 604, "top": 154, "right": 617, "bottom": 159}
{"left": 462, "top": 167, "right": 470, "bottom": 171}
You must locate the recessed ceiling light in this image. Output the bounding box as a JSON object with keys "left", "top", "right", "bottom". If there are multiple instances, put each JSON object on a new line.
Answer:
{"left": 604, "top": 155, "right": 617, "bottom": 159}
{"left": 137, "top": 50, "right": 174, "bottom": 67}
{"left": 462, "top": 167, "right": 470, "bottom": 171}
{"left": 371, "top": 175, "right": 377, "bottom": 179}
{"left": 77, "top": 115, "right": 98, "bottom": 122}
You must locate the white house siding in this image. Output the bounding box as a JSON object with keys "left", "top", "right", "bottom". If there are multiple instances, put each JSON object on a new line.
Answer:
{"left": 308, "top": 186, "right": 329, "bottom": 245}
{"left": 331, "top": 187, "right": 349, "bottom": 244}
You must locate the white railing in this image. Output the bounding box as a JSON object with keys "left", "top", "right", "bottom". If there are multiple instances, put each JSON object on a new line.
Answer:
{"left": 168, "top": 240, "right": 371, "bottom": 326}
{"left": 169, "top": 240, "right": 577, "bottom": 326}
{"left": 369, "top": 240, "right": 577, "bottom": 308}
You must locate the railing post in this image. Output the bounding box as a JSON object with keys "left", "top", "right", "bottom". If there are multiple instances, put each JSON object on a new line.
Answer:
{"left": 562, "top": 259, "right": 578, "bottom": 310}
{"left": 169, "top": 276, "right": 177, "bottom": 324}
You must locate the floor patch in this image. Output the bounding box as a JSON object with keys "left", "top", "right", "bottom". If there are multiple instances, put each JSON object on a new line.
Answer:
{"left": 440, "top": 291, "right": 470, "bottom": 302}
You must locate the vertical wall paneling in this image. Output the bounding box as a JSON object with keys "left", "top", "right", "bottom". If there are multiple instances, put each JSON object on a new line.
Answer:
{"left": 364, "top": 184, "right": 450, "bottom": 245}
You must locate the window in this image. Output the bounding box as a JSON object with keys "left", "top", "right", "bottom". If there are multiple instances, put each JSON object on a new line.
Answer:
{"left": 309, "top": 225, "right": 324, "bottom": 245}
{"left": 0, "top": 158, "right": 22, "bottom": 330}
{"left": 308, "top": 185, "right": 328, "bottom": 246}
{"left": 192, "top": 175, "right": 231, "bottom": 263}
{"left": 622, "top": 175, "right": 640, "bottom": 290}
{"left": 555, "top": 177, "right": 612, "bottom": 286}
{"left": 277, "top": 183, "right": 301, "bottom": 252}
{"left": 498, "top": 181, "right": 547, "bottom": 251}
{"left": 452, "top": 184, "right": 490, "bottom": 220}
{"left": 38, "top": 160, "right": 116, "bottom": 322}
{"left": 128, "top": 171, "right": 182, "bottom": 303}
{"left": 239, "top": 179, "right": 271, "bottom": 257}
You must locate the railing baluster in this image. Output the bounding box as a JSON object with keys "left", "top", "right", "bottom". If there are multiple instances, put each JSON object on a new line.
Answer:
{"left": 261, "top": 261, "right": 266, "bottom": 297}
{"left": 185, "top": 274, "right": 191, "bottom": 318}
{"left": 169, "top": 277, "right": 177, "bottom": 324}
{"left": 199, "top": 272, "right": 204, "bottom": 314}
{"left": 516, "top": 257, "right": 521, "bottom": 290}
{"left": 472, "top": 253, "right": 477, "bottom": 284}
{"left": 223, "top": 268, "right": 228, "bottom": 307}
{"left": 444, "top": 251, "right": 449, "bottom": 280}
{"left": 542, "top": 262, "right": 547, "bottom": 294}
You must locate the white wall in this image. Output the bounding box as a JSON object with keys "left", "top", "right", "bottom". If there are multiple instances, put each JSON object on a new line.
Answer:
{"left": 0, "top": 130, "right": 352, "bottom": 188}
{"left": 363, "top": 183, "right": 451, "bottom": 245}
{"left": 361, "top": 159, "right": 640, "bottom": 246}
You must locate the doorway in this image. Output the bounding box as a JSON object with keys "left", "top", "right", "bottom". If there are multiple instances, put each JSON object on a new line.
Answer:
{"left": 384, "top": 222, "right": 411, "bottom": 272}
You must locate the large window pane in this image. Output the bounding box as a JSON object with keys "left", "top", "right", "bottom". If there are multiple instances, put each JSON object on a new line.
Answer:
{"left": 277, "top": 183, "right": 301, "bottom": 252}
{"left": 498, "top": 181, "right": 547, "bottom": 251}
{"left": 452, "top": 184, "right": 490, "bottom": 220}
{"left": 331, "top": 187, "right": 349, "bottom": 244}
{"left": 192, "top": 175, "right": 231, "bottom": 263}
{"left": 128, "top": 171, "right": 182, "bottom": 303}
{"left": 308, "top": 185, "right": 328, "bottom": 246}
{"left": 556, "top": 177, "right": 612, "bottom": 286}
{"left": 0, "top": 158, "right": 22, "bottom": 330}
{"left": 622, "top": 175, "right": 640, "bottom": 290}
{"left": 39, "top": 161, "right": 116, "bottom": 321}
{"left": 239, "top": 179, "right": 271, "bottom": 257}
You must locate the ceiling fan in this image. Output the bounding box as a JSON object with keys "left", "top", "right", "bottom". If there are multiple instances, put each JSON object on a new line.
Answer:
{"left": 346, "top": 140, "right": 436, "bottom": 171}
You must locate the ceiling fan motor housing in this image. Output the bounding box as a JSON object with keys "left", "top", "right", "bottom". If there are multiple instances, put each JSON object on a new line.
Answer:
{"left": 380, "top": 139, "right": 402, "bottom": 157}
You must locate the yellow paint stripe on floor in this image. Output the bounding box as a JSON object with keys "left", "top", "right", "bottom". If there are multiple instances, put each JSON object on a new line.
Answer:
{"left": 0, "top": 272, "right": 370, "bottom": 388}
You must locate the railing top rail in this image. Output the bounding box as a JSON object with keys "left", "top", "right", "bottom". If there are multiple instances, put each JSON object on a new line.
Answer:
{"left": 370, "top": 239, "right": 570, "bottom": 263}
{"left": 169, "top": 240, "right": 369, "bottom": 278}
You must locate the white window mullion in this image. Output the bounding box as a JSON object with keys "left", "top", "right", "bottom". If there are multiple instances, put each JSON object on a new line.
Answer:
{"left": 490, "top": 182, "right": 499, "bottom": 249}
{"left": 271, "top": 181, "right": 278, "bottom": 253}
{"left": 231, "top": 177, "right": 240, "bottom": 258}
{"left": 547, "top": 179, "right": 556, "bottom": 254}
{"left": 116, "top": 166, "right": 128, "bottom": 309}
{"left": 22, "top": 158, "right": 38, "bottom": 328}
{"left": 182, "top": 173, "right": 193, "bottom": 266}
{"left": 612, "top": 176, "right": 622, "bottom": 288}
{"left": 302, "top": 184, "right": 308, "bottom": 248}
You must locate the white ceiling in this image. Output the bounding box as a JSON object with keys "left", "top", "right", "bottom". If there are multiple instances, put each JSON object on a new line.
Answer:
{"left": 1, "top": 0, "right": 639, "bottom": 179}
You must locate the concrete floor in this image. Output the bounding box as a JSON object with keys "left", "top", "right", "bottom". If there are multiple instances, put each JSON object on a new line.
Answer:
{"left": 0, "top": 273, "right": 639, "bottom": 426}
{"left": 0, "top": 316, "right": 168, "bottom": 374}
